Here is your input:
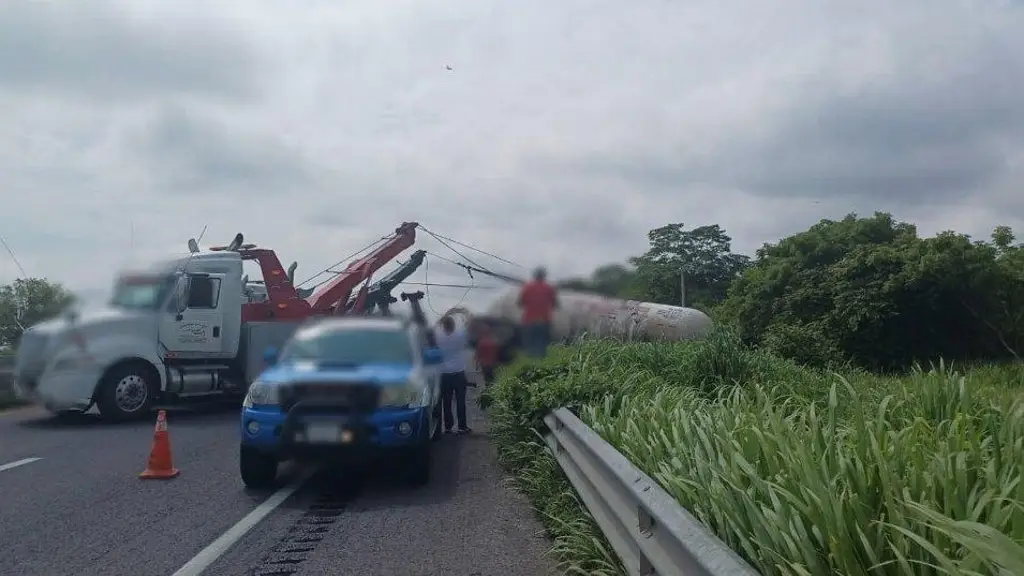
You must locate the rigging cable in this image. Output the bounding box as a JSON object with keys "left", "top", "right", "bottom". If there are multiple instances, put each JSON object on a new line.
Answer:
{"left": 295, "top": 235, "right": 391, "bottom": 289}
{"left": 421, "top": 227, "right": 526, "bottom": 284}
{"left": 421, "top": 256, "right": 443, "bottom": 317}
{"left": 399, "top": 281, "right": 498, "bottom": 289}
{"left": 420, "top": 226, "right": 524, "bottom": 269}
{"left": 422, "top": 256, "right": 476, "bottom": 317}
{"left": 422, "top": 229, "right": 489, "bottom": 274}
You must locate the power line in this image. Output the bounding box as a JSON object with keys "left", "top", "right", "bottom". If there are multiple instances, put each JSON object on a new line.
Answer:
{"left": 421, "top": 227, "right": 523, "bottom": 269}
{"left": 0, "top": 233, "right": 28, "bottom": 278}
{"left": 423, "top": 228, "right": 490, "bottom": 273}
{"left": 424, "top": 251, "right": 465, "bottom": 267}
{"left": 399, "top": 281, "right": 499, "bottom": 289}
{"left": 296, "top": 235, "right": 390, "bottom": 288}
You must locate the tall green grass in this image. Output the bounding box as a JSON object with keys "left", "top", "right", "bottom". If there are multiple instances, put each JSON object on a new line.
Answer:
{"left": 484, "top": 331, "right": 1024, "bottom": 575}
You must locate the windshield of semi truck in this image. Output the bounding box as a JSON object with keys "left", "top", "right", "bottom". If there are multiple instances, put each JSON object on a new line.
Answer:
{"left": 110, "top": 274, "right": 176, "bottom": 310}
{"left": 280, "top": 325, "right": 414, "bottom": 366}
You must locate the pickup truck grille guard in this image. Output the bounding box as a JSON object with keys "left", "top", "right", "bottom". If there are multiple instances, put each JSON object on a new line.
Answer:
{"left": 278, "top": 383, "right": 382, "bottom": 448}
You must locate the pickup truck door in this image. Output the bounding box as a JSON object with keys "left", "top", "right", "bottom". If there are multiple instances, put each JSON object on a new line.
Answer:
{"left": 418, "top": 328, "right": 442, "bottom": 405}
{"left": 159, "top": 273, "right": 227, "bottom": 356}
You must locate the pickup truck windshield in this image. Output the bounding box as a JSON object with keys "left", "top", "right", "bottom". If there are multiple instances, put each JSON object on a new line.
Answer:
{"left": 110, "top": 275, "right": 176, "bottom": 310}
{"left": 281, "top": 327, "right": 414, "bottom": 365}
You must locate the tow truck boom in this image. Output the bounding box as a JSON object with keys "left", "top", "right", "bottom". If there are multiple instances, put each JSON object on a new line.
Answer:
{"left": 305, "top": 222, "right": 419, "bottom": 314}
{"left": 348, "top": 249, "right": 427, "bottom": 315}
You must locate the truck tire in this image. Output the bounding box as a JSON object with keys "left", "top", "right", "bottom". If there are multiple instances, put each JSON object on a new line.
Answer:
{"left": 404, "top": 443, "right": 431, "bottom": 487}
{"left": 239, "top": 446, "right": 278, "bottom": 489}
{"left": 95, "top": 362, "right": 158, "bottom": 421}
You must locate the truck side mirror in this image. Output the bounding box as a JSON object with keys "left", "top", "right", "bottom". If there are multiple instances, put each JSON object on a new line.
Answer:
{"left": 263, "top": 346, "right": 279, "bottom": 366}
{"left": 175, "top": 282, "right": 189, "bottom": 313}
{"left": 423, "top": 347, "right": 444, "bottom": 365}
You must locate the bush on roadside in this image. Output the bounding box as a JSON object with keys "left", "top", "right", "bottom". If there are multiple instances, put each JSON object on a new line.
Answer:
{"left": 486, "top": 334, "right": 1024, "bottom": 576}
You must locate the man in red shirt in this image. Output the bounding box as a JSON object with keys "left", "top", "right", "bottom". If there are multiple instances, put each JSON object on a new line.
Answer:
{"left": 517, "top": 267, "right": 558, "bottom": 358}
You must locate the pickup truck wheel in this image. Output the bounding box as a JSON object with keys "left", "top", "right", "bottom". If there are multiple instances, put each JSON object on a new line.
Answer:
{"left": 239, "top": 446, "right": 278, "bottom": 489}
{"left": 95, "top": 363, "right": 157, "bottom": 421}
{"left": 430, "top": 403, "right": 442, "bottom": 442}
{"left": 404, "top": 444, "right": 431, "bottom": 487}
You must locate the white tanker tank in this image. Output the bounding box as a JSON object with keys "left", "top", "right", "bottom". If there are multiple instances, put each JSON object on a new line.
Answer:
{"left": 469, "top": 289, "right": 713, "bottom": 360}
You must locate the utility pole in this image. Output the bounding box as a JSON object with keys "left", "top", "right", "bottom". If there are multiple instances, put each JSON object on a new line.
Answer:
{"left": 680, "top": 267, "right": 687, "bottom": 307}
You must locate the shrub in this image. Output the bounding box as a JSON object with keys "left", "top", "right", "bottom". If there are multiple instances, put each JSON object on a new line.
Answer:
{"left": 487, "top": 337, "right": 1024, "bottom": 576}
{"left": 761, "top": 321, "right": 843, "bottom": 369}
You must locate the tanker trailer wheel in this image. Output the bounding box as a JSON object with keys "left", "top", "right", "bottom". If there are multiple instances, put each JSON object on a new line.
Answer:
{"left": 95, "top": 361, "right": 158, "bottom": 422}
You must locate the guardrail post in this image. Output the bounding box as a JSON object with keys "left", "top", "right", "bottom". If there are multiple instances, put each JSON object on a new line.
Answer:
{"left": 637, "top": 506, "right": 655, "bottom": 575}
{"left": 638, "top": 505, "right": 654, "bottom": 536}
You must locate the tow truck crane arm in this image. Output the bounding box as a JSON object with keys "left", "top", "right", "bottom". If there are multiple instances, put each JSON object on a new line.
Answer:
{"left": 202, "top": 233, "right": 312, "bottom": 322}
{"left": 400, "top": 291, "right": 436, "bottom": 346}
{"left": 347, "top": 249, "right": 426, "bottom": 315}
{"left": 305, "top": 222, "right": 419, "bottom": 314}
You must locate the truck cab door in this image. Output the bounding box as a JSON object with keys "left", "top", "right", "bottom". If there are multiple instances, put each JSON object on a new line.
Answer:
{"left": 159, "top": 273, "right": 227, "bottom": 357}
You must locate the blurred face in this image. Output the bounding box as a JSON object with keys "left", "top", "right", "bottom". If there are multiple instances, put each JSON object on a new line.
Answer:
{"left": 441, "top": 317, "right": 455, "bottom": 333}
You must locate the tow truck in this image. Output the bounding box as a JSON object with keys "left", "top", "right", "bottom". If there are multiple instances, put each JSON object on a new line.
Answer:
{"left": 11, "top": 222, "right": 422, "bottom": 421}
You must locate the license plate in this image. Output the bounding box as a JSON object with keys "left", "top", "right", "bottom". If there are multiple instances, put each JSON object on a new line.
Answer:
{"left": 305, "top": 423, "right": 353, "bottom": 444}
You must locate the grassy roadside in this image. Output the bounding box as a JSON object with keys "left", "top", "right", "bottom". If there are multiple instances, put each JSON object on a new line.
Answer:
{"left": 482, "top": 330, "right": 1024, "bottom": 575}
{"left": 0, "top": 389, "right": 28, "bottom": 412}
{"left": 0, "top": 355, "right": 27, "bottom": 412}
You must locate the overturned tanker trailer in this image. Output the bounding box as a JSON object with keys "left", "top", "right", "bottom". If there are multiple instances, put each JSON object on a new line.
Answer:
{"left": 466, "top": 288, "right": 714, "bottom": 364}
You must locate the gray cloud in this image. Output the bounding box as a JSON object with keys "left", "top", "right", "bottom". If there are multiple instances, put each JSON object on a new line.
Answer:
{"left": 5, "top": 0, "right": 1024, "bottom": 313}
{"left": 0, "top": 2, "right": 259, "bottom": 102}
{"left": 721, "top": 48, "right": 1024, "bottom": 202}
{"left": 128, "top": 104, "right": 316, "bottom": 196}
{"left": 551, "top": 19, "right": 1024, "bottom": 208}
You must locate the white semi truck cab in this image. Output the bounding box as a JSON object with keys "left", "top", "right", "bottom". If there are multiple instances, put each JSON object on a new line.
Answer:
{"left": 12, "top": 246, "right": 301, "bottom": 420}
{"left": 11, "top": 222, "right": 422, "bottom": 420}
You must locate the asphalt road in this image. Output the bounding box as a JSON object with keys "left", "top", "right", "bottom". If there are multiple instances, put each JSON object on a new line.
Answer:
{"left": 0, "top": 386, "right": 555, "bottom": 576}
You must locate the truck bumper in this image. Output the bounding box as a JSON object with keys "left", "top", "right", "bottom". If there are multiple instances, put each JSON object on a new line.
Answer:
{"left": 30, "top": 368, "right": 101, "bottom": 412}
{"left": 240, "top": 404, "right": 432, "bottom": 462}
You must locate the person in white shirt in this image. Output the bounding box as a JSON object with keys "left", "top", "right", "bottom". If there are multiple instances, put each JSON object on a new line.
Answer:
{"left": 433, "top": 315, "right": 472, "bottom": 434}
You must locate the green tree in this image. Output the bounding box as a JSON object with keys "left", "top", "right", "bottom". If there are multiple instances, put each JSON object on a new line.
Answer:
{"left": 0, "top": 278, "right": 76, "bottom": 348}
{"left": 720, "top": 212, "right": 1022, "bottom": 370}
{"left": 629, "top": 223, "right": 750, "bottom": 307}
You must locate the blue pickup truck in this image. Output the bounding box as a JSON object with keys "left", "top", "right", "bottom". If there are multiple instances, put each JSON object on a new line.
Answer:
{"left": 238, "top": 316, "right": 444, "bottom": 489}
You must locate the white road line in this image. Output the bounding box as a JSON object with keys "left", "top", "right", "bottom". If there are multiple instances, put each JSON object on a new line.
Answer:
{"left": 0, "top": 457, "right": 42, "bottom": 472}
{"left": 171, "top": 471, "right": 312, "bottom": 576}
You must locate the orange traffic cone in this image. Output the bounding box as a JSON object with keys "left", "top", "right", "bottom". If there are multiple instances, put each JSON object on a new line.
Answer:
{"left": 139, "top": 410, "right": 180, "bottom": 480}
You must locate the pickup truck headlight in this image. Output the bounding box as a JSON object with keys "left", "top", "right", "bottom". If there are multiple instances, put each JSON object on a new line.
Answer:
{"left": 243, "top": 381, "right": 279, "bottom": 408}
{"left": 380, "top": 379, "right": 428, "bottom": 408}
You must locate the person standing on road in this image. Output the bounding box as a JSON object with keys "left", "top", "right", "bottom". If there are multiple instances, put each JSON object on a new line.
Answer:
{"left": 474, "top": 323, "right": 500, "bottom": 386}
{"left": 517, "top": 266, "right": 558, "bottom": 358}
{"left": 433, "top": 315, "right": 472, "bottom": 435}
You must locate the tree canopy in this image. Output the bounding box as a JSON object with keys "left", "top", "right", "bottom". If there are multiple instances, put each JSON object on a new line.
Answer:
{"left": 0, "top": 278, "right": 76, "bottom": 349}
{"left": 558, "top": 223, "right": 750, "bottom": 309}
{"left": 565, "top": 213, "right": 1021, "bottom": 371}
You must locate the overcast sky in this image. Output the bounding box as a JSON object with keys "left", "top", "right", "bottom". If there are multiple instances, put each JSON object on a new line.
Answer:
{"left": 1, "top": 0, "right": 1022, "bottom": 313}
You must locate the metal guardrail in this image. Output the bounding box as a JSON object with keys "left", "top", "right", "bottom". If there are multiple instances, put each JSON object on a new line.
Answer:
{"left": 543, "top": 408, "right": 760, "bottom": 576}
